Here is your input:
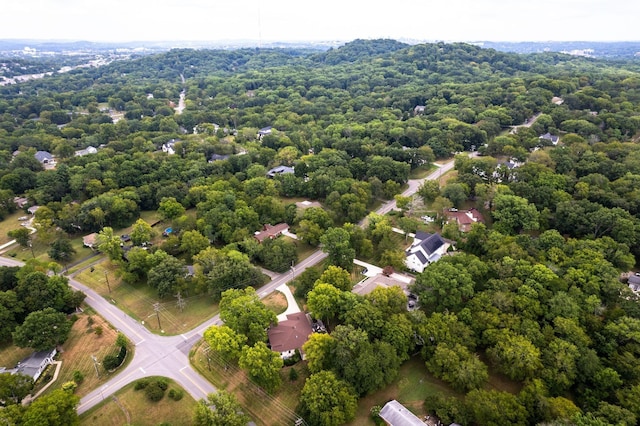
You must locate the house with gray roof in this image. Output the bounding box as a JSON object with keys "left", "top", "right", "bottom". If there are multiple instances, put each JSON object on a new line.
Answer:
{"left": 266, "top": 165, "right": 294, "bottom": 178}
{"left": 34, "top": 151, "right": 54, "bottom": 164}
{"left": 379, "top": 400, "right": 425, "bottom": 426}
{"left": 0, "top": 348, "right": 57, "bottom": 382}
{"left": 539, "top": 132, "right": 560, "bottom": 145}
{"left": 405, "top": 232, "right": 449, "bottom": 273}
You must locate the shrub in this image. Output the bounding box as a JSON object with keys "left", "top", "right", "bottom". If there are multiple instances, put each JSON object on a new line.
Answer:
{"left": 87, "top": 316, "right": 94, "bottom": 326}
{"left": 102, "top": 354, "right": 120, "bottom": 371}
{"left": 145, "top": 381, "right": 165, "bottom": 402}
{"left": 168, "top": 388, "right": 184, "bottom": 401}
{"left": 94, "top": 326, "right": 103, "bottom": 336}
{"left": 156, "top": 378, "right": 168, "bottom": 391}
{"left": 72, "top": 370, "right": 84, "bottom": 384}
{"left": 62, "top": 381, "right": 77, "bottom": 393}
{"left": 134, "top": 379, "right": 150, "bottom": 390}
{"left": 288, "top": 367, "right": 299, "bottom": 382}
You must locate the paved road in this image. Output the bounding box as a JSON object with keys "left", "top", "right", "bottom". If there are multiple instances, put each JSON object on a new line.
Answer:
{"left": 0, "top": 156, "right": 460, "bottom": 415}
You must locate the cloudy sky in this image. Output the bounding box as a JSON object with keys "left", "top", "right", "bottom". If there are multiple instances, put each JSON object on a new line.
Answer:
{"left": 2, "top": 0, "right": 639, "bottom": 42}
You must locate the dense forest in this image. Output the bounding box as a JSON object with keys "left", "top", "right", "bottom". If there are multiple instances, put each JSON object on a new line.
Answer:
{"left": 2, "top": 39, "right": 640, "bottom": 425}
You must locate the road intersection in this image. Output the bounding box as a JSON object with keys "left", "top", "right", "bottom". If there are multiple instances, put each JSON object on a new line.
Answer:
{"left": 0, "top": 157, "right": 458, "bottom": 415}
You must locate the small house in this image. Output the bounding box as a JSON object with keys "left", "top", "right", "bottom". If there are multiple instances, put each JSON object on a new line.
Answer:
{"left": 539, "top": 132, "right": 560, "bottom": 145}
{"left": 444, "top": 208, "right": 485, "bottom": 232}
{"left": 74, "top": 146, "right": 98, "bottom": 157}
{"left": 257, "top": 126, "right": 272, "bottom": 139}
{"left": 266, "top": 166, "right": 294, "bottom": 178}
{"left": 83, "top": 233, "right": 98, "bottom": 249}
{"left": 254, "top": 223, "right": 289, "bottom": 243}
{"left": 413, "top": 105, "right": 426, "bottom": 115}
{"left": 8, "top": 348, "right": 57, "bottom": 382}
{"left": 209, "top": 153, "right": 230, "bottom": 162}
{"left": 268, "top": 312, "right": 314, "bottom": 359}
{"left": 379, "top": 400, "right": 425, "bottom": 426}
{"left": 34, "top": 151, "right": 54, "bottom": 164}
{"left": 628, "top": 274, "right": 640, "bottom": 293}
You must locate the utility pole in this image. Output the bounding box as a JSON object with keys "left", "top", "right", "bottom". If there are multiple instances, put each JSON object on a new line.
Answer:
{"left": 104, "top": 271, "right": 111, "bottom": 293}
{"left": 175, "top": 291, "right": 186, "bottom": 313}
{"left": 153, "top": 302, "right": 162, "bottom": 330}
{"left": 91, "top": 355, "right": 100, "bottom": 378}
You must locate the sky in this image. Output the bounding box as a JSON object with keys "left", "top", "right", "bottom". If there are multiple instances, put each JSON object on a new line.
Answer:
{"left": 2, "top": 0, "right": 639, "bottom": 43}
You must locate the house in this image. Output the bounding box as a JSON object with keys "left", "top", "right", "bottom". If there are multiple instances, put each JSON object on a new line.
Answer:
{"left": 83, "top": 233, "right": 98, "bottom": 249}
{"left": 295, "top": 200, "right": 322, "bottom": 210}
{"left": 257, "top": 126, "right": 272, "bottom": 139}
{"left": 539, "top": 132, "right": 560, "bottom": 145}
{"left": 405, "top": 232, "right": 449, "bottom": 273}
{"left": 352, "top": 273, "right": 413, "bottom": 296}
{"left": 254, "top": 223, "right": 289, "bottom": 243}
{"left": 628, "top": 274, "right": 640, "bottom": 293}
{"left": 13, "top": 197, "right": 29, "bottom": 209}
{"left": 4, "top": 348, "right": 57, "bottom": 382}
{"left": 379, "top": 400, "right": 425, "bottom": 426}
{"left": 444, "top": 208, "right": 485, "bottom": 232}
{"left": 266, "top": 166, "right": 294, "bottom": 178}
{"left": 34, "top": 151, "right": 54, "bottom": 164}
{"left": 27, "top": 205, "right": 40, "bottom": 215}
{"left": 413, "top": 105, "right": 426, "bottom": 115}
{"left": 209, "top": 153, "right": 230, "bottom": 162}
{"left": 74, "top": 146, "right": 98, "bottom": 157}
{"left": 267, "top": 312, "right": 313, "bottom": 359}
{"left": 162, "top": 139, "right": 179, "bottom": 155}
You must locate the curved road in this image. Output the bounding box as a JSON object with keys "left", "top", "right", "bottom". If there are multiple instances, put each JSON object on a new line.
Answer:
{"left": 0, "top": 156, "right": 460, "bottom": 415}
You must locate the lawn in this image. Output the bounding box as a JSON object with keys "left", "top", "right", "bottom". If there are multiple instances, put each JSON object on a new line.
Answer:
{"left": 0, "top": 210, "right": 29, "bottom": 247}
{"left": 408, "top": 164, "right": 437, "bottom": 179}
{"left": 0, "top": 343, "right": 32, "bottom": 370}
{"left": 52, "top": 310, "right": 124, "bottom": 398}
{"left": 348, "top": 356, "right": 461, "bottom": 426}
{"left": 262, "top": 290, "right": 288, "bottom": 315}
{"left": 287, "top": 237, "right": 318, "bottom": 263}
{"left": 190, "top": 339, "right": 307, "bottom": 426}
{"left": 74, "top": 260, "right": 219, "bottom": 335}
{"left": 80, "top": 378, "right": 197, "bottom": 426}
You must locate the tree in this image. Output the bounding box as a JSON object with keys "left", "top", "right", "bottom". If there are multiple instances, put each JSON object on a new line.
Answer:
{"left": 147, "top": 253, "right": 186, "bottom": 298}
{"left": 300, "top": 371, "right": 358, "bottom": 426}
{"left": 320, "top": 227, "right": 355, "bottom": 271}
{"left": 256, "top": 237, "right": 298, "bottom": 273}
{"left": 492, "top": 194, "right": 539, "bottom": 234}
{"left": 418, "top": 179, "right": 440, "bottom": 204}
{"left": 427, "top": 343, "right": 488, "bottom": 392}
{"left": 487, "top": 331, "right": 542, "bottom": 381}
{"left": 20, "top": 388, "right": 79, "bottom": 426}
{"left": 203, "top": 325, "right": 247, "bottom": 363}
{"left": 0, "top": 373, "right": 33, "bottom": 405}
{"left": 206, "top": 250, "right": 263, "bottom": 301}
{"left": 8, "top": 227, "right": 34, "bottom": 258}
{"left": 219, "top": 288, "right": 277, "bottom": 346}
{"left": 466, "top": 389, "right": 528, "bottom": 426}
{"left": 193, "top": 391, "right": 250, "bottom": 426}
{"left": 180, "top": 230, "right": 209, "bottom": 260}
{"left": 239, "top": 342, "right": 283, "bottom": 392}
{"left": 48, "top": 238, "right": 76, "bottom": 268}
{"left": 13, "top": 308, "right": 72, "bottom": 351}
{"left": 442, "top": 182, "right": 470, "bottom": 208}
{"left": 317, "top": 266, "right": 352, "bottom": 292}
{"left": 158, "top": 197, "right": 185, "bottom": 220}
{"left": 96, "top": 227, "right": 123, "bottom": 262}
{"left": 130, "top": 218, "right": 155, "bottom": 246}
{"left": 411, "top": 260, "right": 474, "bottom": 312}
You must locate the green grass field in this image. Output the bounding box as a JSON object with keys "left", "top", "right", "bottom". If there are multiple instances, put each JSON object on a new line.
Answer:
{"left": 80, "top": 377, "right": 196, "bottom": 426}
{"left": 74, "top": 260, "right": 218, "bottom": 335}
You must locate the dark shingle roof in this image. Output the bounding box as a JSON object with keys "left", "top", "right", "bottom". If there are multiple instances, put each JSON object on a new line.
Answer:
{"left": 419, "top": 233, "right": 445, "bottom": 256}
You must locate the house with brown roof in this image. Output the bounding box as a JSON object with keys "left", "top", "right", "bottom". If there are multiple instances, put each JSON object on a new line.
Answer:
{"left": 254, "top": 223, "right": 289, "bottom": 243}
{"left": 83, "top": 233, "right": 98, "bottom": 249}
{"left": 267, "top": 312, "right": 314, "bottom": 359}
{"left": 444, "top": 208, "right": 485, "bottom": 232}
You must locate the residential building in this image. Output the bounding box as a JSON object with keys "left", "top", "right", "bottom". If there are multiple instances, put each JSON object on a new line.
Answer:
{"left": 0, "top": 348, "right": 57, "bottom": 382}
{"left": 444, "top": 208, "right": 485, "bottom": 232}
{"left": 83, "top": 233, "right": 98, "bottom": 249}
{"left": 379, "top": 400, "right": 425, "bottom": 426}
{"left": 266, "top": 165, "right": 294, "bottom": 178}
{"left": 405, "top": 232, "right": 449, "bottom": 273}
{"left": 34, "top": 151, "right": 54, "bottom": 164}
{"left": 413, "top": 105, "right": 426, "bottom": 115}
{"left": 257, "top": 126, "right": 272, "bottom": 139}
{"left": 539, "top": 132, "right": 560, "bottom": 145}
{"left": 254, "top": 223, "right": 289, "bottom": 243}
{"left": 209, "top": 153, "right": 230, "bottom": 162}
{"left": 267, "top": 312, "right": 313, "bottom": 359}
{"left": 74, "top": 146, "right": 98, "bottom": 157}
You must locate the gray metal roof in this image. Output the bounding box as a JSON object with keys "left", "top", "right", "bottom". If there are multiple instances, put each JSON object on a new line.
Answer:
{"left": 379, "top": 400, "right": 425, "bottom": 426}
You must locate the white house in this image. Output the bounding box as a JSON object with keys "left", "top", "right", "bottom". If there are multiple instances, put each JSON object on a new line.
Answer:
{"left": 379, "top": 400, "right": 425, "bottom": 426}
{"left": 0, "top": 348, "right": 57, "bottom": 382}
{"left": 405, "top": 232, "right": 449, "bottom": 273}
{"left": 74, "top": 146, "right": 98, "bottom": 157}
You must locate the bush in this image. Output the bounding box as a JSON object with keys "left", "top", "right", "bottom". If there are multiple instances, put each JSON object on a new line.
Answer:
{"left": 102, "top": 354, "right": 120, "bottom": 371}
{"left": 156, "top": 378, "right": 168, "bottom": 391}
{"left": 87, "top": 316, "right": 94, "bottom": 326}
{"left": 134, "top": 379, "right": 150, "bottom": 390}
{"left": 72, "top": 370, "right": 84, "bottom": 384}
{"left": 62, "top": 381, "right": 77, "bottom": 393}
{"left": 94, "top": 326, "right": 103, "bottom": 336}
{"left": 168, "top": 388, "right": 184, "bottom": 401}
{"left": 145, "top": 381, "right": 165, "bottom": 402}
{"left": 288, "top": 367, "right": 299, "bottom": 382}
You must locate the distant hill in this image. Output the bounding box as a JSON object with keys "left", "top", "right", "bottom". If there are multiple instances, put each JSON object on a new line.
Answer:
{"left": 479, "top": 41, "right": 640, "bottom": 59}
